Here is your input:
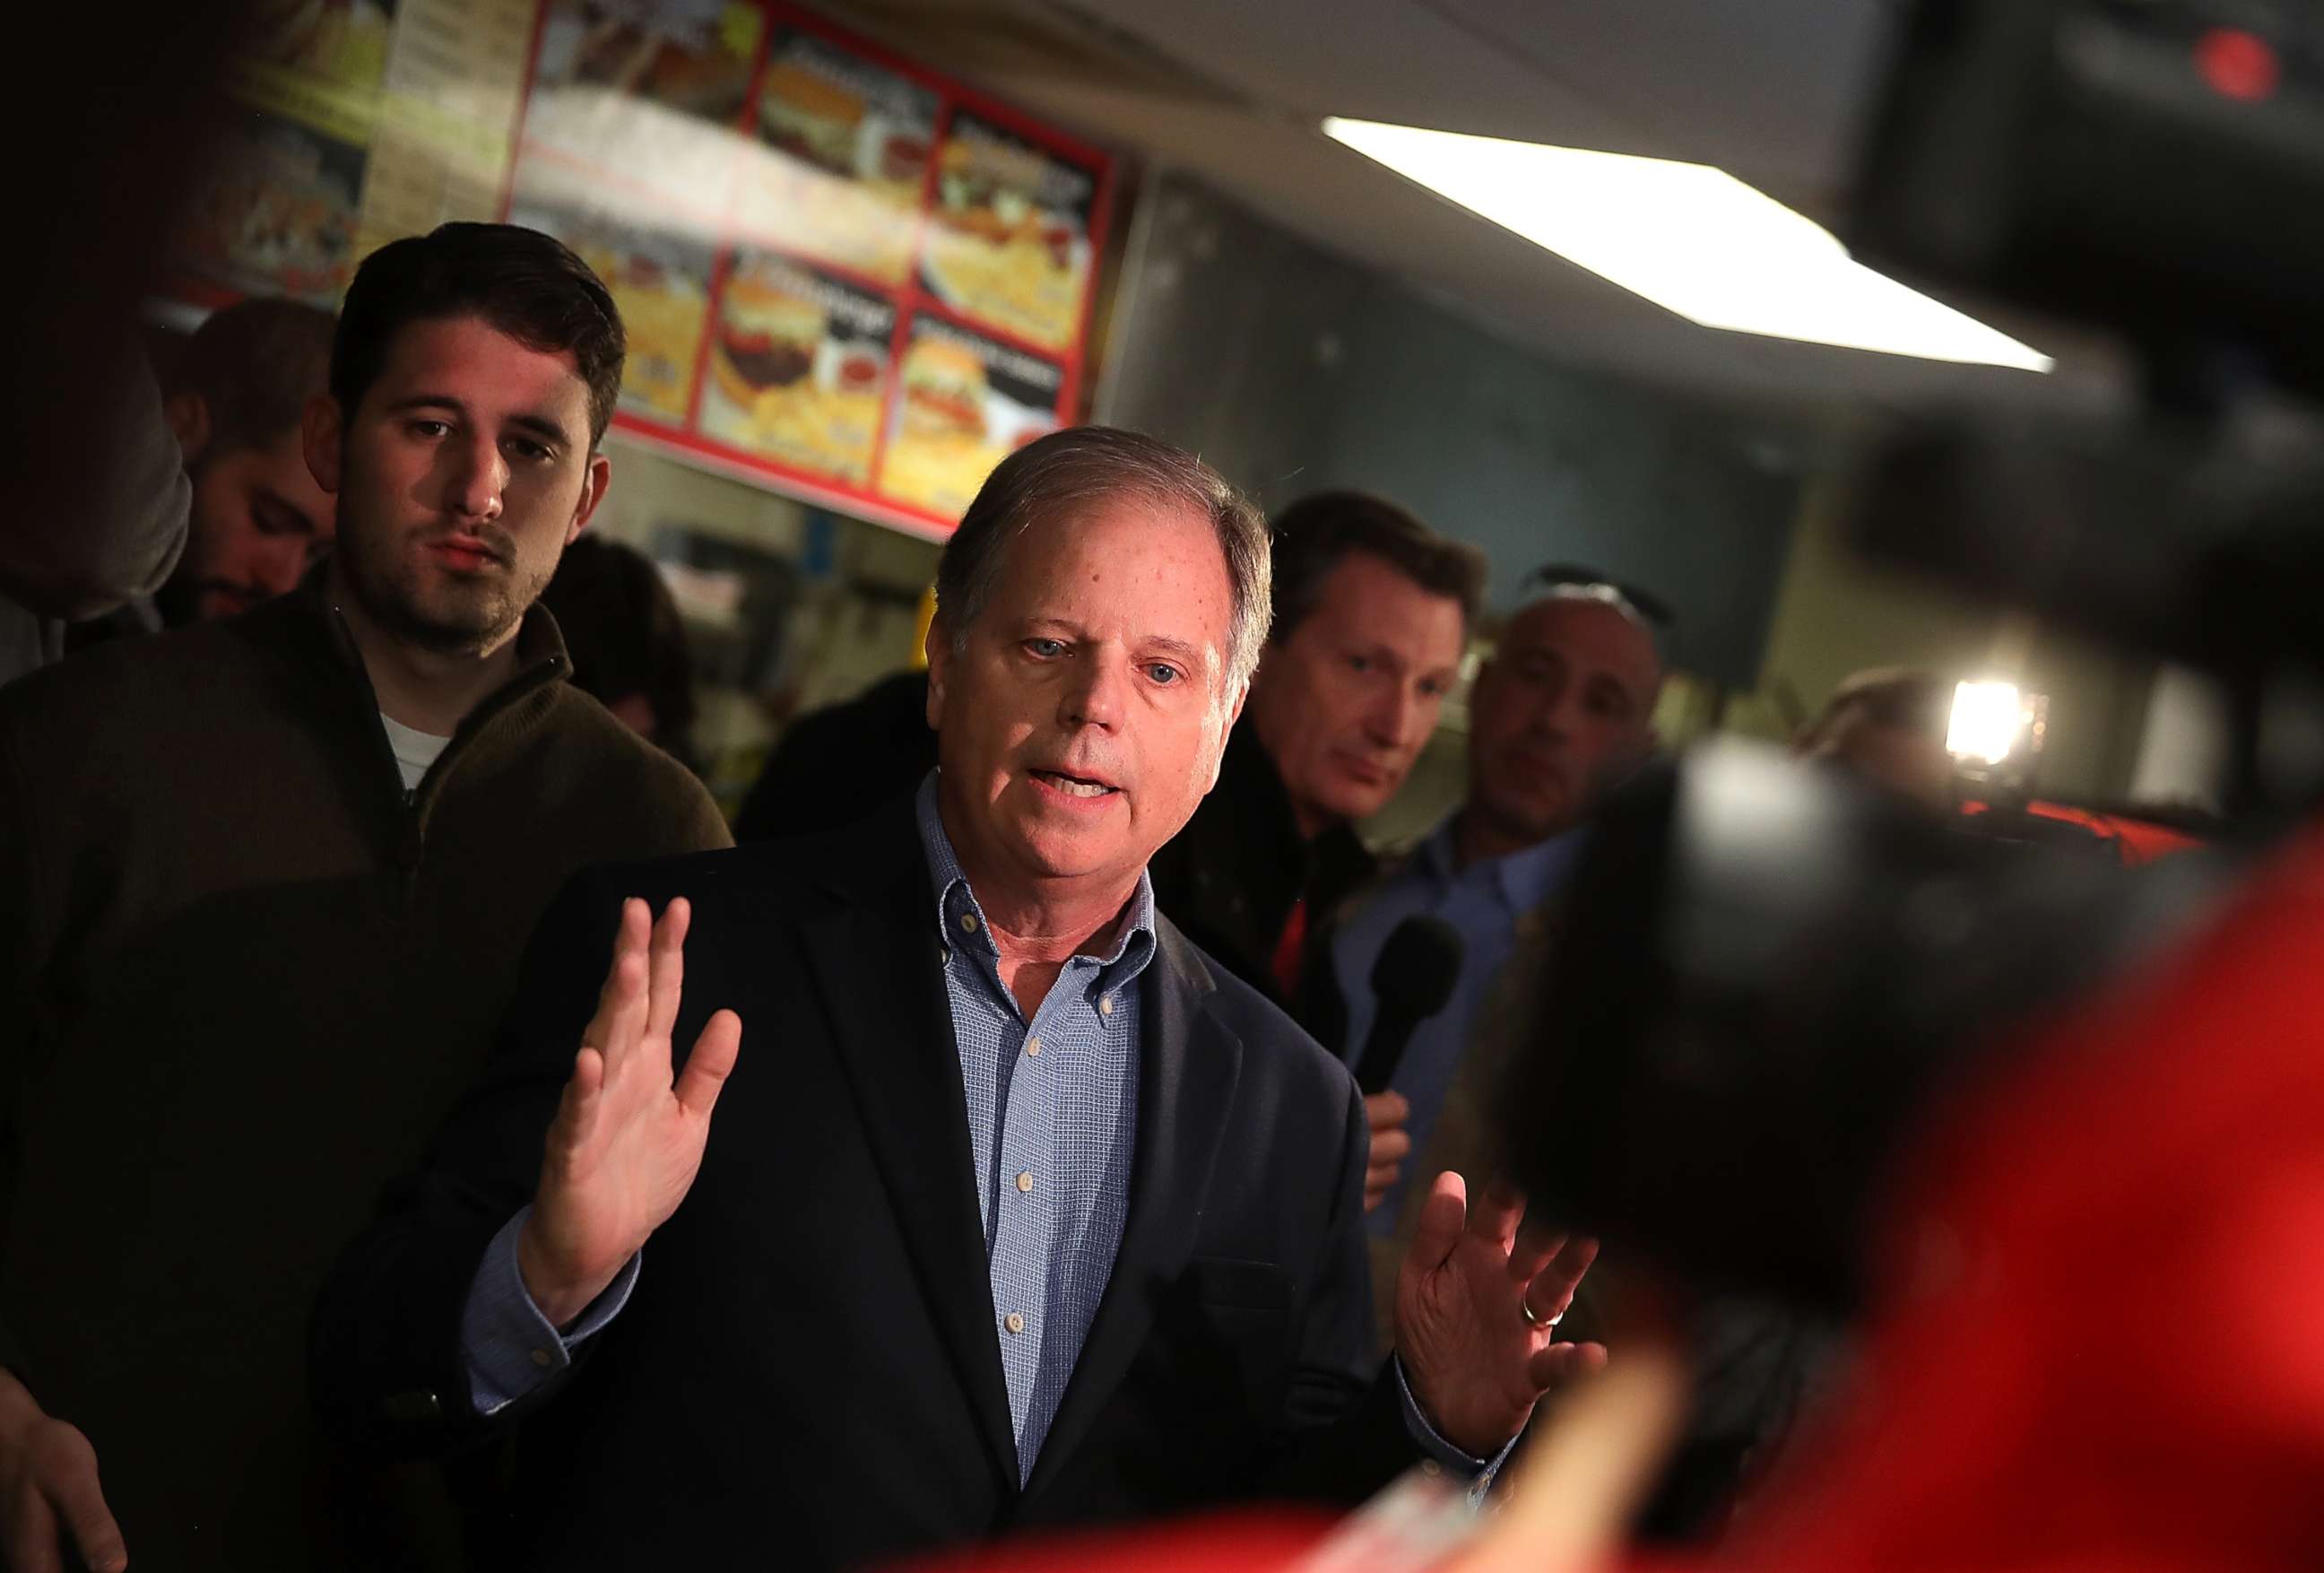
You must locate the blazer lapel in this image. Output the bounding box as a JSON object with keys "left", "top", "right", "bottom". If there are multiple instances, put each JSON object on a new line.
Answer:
{"left": 1022, "top": 919, "right": 1243, "bottom": 1496}
{"left": 796, "top": 826, "right": 1019, "bottom": 1488}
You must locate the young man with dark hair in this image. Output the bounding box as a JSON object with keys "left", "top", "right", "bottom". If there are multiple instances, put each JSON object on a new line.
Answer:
{"left": 0, "top": 222, "right": 729, "bottom": 1573}
{"left": 152, "top": 297, "right": 340, "bottom": 626}
{"left": 1149, "top": 488, "right": 1486, "bottom": 1024}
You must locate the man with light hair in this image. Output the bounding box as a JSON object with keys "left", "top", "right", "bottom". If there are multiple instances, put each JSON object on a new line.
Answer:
{"left": 316, "top": 426, "right": 1601, "bottom": 1570}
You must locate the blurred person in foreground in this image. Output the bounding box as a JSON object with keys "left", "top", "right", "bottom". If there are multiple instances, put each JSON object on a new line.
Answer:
{"left": 0, "top": 223, "right": 729, "bottom": 1573}
{"left": 0, "top": 347, "right": 187, "bottom": 685}
{"left": 1792, "top": 666, "right": 1953, "bottom": 813}
{"left": 538, "top": 534, "right": 700, "bottom": 769}
{"left": 312, "top": 426, "right": 1600, "bottom": 1571}
{"left": 1149, "top": 491, "right": 1482, "bottom": 1023}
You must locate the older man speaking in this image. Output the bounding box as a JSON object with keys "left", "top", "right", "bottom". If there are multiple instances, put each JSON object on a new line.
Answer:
{"left": 315, "top": 428, "right": 1593, "bottom": 1570}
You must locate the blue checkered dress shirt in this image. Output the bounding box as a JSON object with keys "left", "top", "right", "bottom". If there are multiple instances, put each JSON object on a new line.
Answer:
{"left": 915, "top": 775, "right": 1151, "bottom": 1482}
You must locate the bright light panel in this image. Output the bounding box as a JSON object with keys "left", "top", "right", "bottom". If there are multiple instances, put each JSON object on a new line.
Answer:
{"left": 1322, "top": 117, "right": 2053, "bottom": 372}
{"left": 1948, "top": 681, "right": 2024, "bottom": 765}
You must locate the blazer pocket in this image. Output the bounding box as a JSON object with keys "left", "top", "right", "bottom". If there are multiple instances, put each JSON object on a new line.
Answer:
{"left": 1184, "top": 1256, "right": 1292, "bottom": 1311}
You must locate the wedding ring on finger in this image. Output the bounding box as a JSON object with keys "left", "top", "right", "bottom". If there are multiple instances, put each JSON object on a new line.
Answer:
{"left": 1521, "top": 1297, "right": 1565, "bottom": 1330}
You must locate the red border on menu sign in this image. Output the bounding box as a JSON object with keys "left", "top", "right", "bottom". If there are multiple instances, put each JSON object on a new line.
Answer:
{"left": 502, "top": 1, "right": 1117, "bottom": 540}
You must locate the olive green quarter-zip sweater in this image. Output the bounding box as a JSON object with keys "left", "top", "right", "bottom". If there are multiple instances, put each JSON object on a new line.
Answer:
{"left": 0, "top": 572, "right": 731, "bottom": 1570}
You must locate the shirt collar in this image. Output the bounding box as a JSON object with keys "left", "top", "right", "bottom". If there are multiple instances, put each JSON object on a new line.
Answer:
{"left": 1417, "top": 815, "right": 1592, "bottom": 915}
{"left": 914, "top": 772, "right": 1158, "bottom": 979}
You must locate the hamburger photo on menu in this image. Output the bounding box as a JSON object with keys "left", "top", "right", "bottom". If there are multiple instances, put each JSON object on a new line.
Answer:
{"left": 921, "top": 109, "right": 1098, "bottom": 352}
{"left": 745, "top": 29, "right": 938, "bottom": 283}
{"left": 899, "top": 338, "right": 988, "bottom": 447}
{"left": 880, "top": 316, "right": 1062, "bottom": 518}
{"left": 700, "top": 253, "right": 893, "bottom": 484}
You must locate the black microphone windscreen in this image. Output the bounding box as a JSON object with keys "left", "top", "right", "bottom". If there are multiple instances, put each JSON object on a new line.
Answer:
{"left": 1370, "top": 916, "right": 1464, "bottom": 1021}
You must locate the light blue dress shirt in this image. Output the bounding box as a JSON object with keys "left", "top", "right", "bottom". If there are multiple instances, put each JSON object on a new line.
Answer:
{"left": 916, "top": 776, "right": 1151, "bottom": 1480}
{"left": 1331, "top": 819, "right": 1589, "bottom": 1235}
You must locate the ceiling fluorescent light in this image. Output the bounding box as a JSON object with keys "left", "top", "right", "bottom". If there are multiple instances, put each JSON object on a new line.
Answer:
{"left": 1322, "top": 117, "right": 2052, "bottom": 372}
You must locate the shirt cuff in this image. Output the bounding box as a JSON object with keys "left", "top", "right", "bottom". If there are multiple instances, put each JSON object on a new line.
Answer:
{"left": 460, "top": 1205, "right": 639, "bottom": 1417}
{"left": 1393, "top": 1356, "right": 1522, "bottom": 1506}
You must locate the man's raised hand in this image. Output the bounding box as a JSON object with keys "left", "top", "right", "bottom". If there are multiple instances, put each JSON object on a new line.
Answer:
{"left": 1393, "top": 1171, "right": 1607, "bottom": 1459}
{"left": 516, "top": 898, "right": 741, "bottom": 1327}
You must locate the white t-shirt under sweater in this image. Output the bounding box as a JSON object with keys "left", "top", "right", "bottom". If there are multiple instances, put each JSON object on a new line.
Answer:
{"left": 379, "top": 712, "right": 453, "bottom": 794}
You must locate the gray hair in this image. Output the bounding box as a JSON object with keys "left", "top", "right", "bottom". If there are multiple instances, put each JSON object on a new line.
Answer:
{"left": 933, "top": 425, "right": 1273, "bottom": 691}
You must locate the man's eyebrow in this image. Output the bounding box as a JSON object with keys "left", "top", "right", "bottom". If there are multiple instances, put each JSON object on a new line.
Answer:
{"left": 1142, "top": 635, "right": 1203, "bottom": 666}
{"left": 507, "top": 411, "right": 578, "bottom": 447}
{"left": 386, "top": 393, "right": 467, "bottom": 417}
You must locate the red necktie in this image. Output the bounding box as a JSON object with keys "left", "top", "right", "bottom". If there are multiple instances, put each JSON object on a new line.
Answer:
{"left": 1270, "top": 895, "right": 1309, "bottom": 1001}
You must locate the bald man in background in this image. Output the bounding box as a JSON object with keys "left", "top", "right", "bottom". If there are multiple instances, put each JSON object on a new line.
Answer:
{"left": 1328, "top": 582, "right": 1664, "bottom": 1282}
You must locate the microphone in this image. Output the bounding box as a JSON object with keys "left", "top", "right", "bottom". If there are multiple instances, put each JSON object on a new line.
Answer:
{"left": 1354, "top": 917, "right": 1465, "bottom": 1095}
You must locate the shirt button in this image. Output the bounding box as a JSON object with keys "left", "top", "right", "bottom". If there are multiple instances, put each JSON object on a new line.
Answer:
{"left": 959, "top": 913, "right": 978, "bottom": 934}
{"left": 1004, "top": 1312, "right": 1027, "bottom": 1334}
{"left": 941, "top": 945, "right": 951, "bottom": 964}
{"left": 1098, "top": 995, "right": 1114, "bottom": 1016}
{"left": 1016, "top": 1170, "right": 1035, "bottom": 1193}
{"left": 529, "top": 1348, "right": 552, "bottom": 1368}
{"left": 1025, "top": 1036, "right": 1042, "bottom": 1056}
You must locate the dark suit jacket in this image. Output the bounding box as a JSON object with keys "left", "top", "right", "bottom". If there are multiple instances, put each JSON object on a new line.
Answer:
{"left": 1147, "top": 726, "right": 1376, "bottom": 1039}
{"left": 314, "top": 800, "right": 1424, "bottom": 1571}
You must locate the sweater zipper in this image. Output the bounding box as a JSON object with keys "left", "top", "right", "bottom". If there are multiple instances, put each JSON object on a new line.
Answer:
{"left": 325, "top": 603, "right": 563, "bottom": 912}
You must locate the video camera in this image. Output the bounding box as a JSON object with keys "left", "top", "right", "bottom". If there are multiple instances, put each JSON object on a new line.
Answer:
{"left": 1496, "top": 0, "right": 2324, "bottom": 1312}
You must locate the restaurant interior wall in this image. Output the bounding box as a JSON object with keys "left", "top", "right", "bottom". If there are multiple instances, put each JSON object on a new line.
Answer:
{"left": 1099, "top": 169, "right": 1803, "bottom": 691}
{"left": 1099, "top": 169, "right": 1804, "bottom": 842}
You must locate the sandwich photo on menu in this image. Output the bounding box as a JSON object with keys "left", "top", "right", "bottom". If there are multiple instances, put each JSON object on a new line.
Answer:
{"left": 921, "top": 109, "right": 1097, "bottom": 352}
{"left": 741, "top": 29, "right": 938, "bottom": 284}
{"left": 880, "top": 315, "right": 1061, "bottom": 518}
{"left": 699, "top": 251, "right": 893, "bottom": 485}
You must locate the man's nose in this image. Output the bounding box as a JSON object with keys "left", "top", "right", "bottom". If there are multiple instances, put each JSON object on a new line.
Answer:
{"left": 443, "top": 436, "right": 507, "bottom": 521}
{"left": 1060, "top": 652, "right": 1127, "bottom": 730}
{"left": 1366, "top": 682, "right": 1425, "bottom": 750}
{"left": 254, "top": 536, "right": 308, "bottom": 596}
{"left": 1535, "top": 687, "right": 1581, "bottom": 744}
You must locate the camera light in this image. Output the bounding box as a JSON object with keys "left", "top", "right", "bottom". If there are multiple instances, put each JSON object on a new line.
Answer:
{"left": 1948, "top": 681, "right": 2024, "bottom": 765}
{"left": 1321, "top": 117, "right": 2053, "bottom": 371}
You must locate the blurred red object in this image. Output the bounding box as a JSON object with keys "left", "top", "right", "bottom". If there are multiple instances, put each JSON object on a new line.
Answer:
{"left": 1708, "top": 824, "right": 2324, "bottom": 1573}
{"left": 1960, "top": 799, "right": 2204, "bottom": 864}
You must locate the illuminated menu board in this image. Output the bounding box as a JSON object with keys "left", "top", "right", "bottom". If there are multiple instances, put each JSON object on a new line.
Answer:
{"left": 505, "top": 0, "right": 1114, "bottom": 534}
{"left": 169, "top": 0, "right": 1114, "bottom": 535}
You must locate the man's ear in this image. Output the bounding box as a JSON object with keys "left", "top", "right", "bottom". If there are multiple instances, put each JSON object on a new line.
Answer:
{"left": 164, "top": 391, "right": 211, "bottom": 466}
{"left": 301, "top": 394, "right": 344, "bottom": 496}
{"left": 923, "top": 617, "right": 950, "bottom": 731}
{"left": 568, "top": 452, "right": 612, "bottom": 544}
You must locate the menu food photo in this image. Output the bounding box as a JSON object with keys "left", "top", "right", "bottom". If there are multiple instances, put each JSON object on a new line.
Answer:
{"left": 169, "top": 0, "right": 1111, "bottom": 536}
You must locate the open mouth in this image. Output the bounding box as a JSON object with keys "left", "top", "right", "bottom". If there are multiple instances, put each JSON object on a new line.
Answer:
{"left": 1030, "top": 769, "right": 1119, "bottom": 800}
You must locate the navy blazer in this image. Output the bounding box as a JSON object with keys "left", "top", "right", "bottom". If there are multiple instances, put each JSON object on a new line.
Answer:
{"left": 313, "top": 798, "right": 1421, "bottom": 1570}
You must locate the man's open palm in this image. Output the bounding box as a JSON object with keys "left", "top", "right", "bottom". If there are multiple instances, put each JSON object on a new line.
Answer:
{"left": 517, "top": 897, "right": 741, "bottom": 1326}
{"left": 1395, "top": 1171, "right": 1606, "bottom": 1458}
